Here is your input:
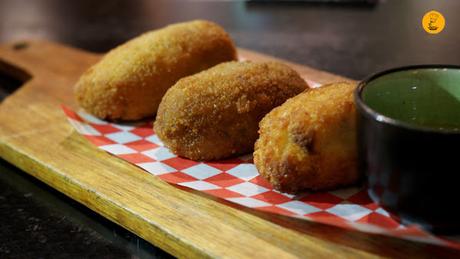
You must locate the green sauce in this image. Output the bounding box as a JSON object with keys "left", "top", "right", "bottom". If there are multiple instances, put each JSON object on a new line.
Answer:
{"left": 362, "top": 68, "right": 460, "bottom": 131}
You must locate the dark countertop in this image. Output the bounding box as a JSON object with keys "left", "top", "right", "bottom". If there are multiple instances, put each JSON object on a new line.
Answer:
{"left": 0, "top": 160, "right": 172, "bottom": 259}
{"left": 0, "top": 0, "right": 459, "bottom": 258}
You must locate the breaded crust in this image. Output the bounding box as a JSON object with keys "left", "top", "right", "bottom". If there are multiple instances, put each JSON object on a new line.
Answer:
{"left": 75, "top": 20, "right": 237, "bottom": 120}
{"left": 254, "top": 82, "right": 359, "bottom": 194}
{"left": 154, "top": 61, "right": 308, "bottom": 161}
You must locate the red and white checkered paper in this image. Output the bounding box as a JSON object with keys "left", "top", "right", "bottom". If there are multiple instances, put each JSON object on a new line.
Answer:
{"left": 61, "top": 102, "right": 460, "bottom": 249}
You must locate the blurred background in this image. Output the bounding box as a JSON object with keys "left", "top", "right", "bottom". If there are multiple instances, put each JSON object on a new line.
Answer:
{"left": 0, "top": 0, "right": 459, "bottom": 258}
{"left": 0, "top": 0, "right": 459, "bottom": 79}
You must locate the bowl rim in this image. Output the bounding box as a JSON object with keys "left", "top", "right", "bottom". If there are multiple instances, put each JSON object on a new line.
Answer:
{"left": 354, "top": 64, "right": 460, "bottom": 135}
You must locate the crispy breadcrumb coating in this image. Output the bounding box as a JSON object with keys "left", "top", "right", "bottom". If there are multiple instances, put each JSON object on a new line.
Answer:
{"left": 154, "top": 61, "right": 308, "bottom": 161}
{"left": 254, "top": 82, "right": 359, "bottom": 194}
{"left": 75, "top": 20, "right": 237, "bottom": 120}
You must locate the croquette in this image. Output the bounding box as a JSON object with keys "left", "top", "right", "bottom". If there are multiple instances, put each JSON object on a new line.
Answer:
{"left": 75, "top": 20, "right": 237, "bottom": 120}
{"left": 254, "top": 82, "right": 359, "bottom": 194}
{"left": 154, "top": 61, "right": 309, "bottom": 161}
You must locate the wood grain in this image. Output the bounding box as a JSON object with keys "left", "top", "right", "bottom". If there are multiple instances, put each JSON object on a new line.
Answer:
{"left": 0, "top": 40, "right": 456, "bottom": 258}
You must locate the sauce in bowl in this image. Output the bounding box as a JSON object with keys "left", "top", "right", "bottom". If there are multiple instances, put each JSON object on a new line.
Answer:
{"left": 362, "top": 68, "right": 460, "bottom": 131}
{"left": 355, "top": 65, "right": 460, "bottom": 233}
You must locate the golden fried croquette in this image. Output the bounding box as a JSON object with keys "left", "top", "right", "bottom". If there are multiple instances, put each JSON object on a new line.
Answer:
{"left": 154, "top": 61, "right": 309, "bottom": 161}
{"left": 254, "top": 82, "right": 359, "bottom": 194}
{"left": 75, "top": 20, "right": 237, "bottom": 120}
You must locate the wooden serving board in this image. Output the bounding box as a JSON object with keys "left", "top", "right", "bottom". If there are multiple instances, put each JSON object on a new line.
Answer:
{"left": 0, "top": 40, "right": 456, "bottom": 258}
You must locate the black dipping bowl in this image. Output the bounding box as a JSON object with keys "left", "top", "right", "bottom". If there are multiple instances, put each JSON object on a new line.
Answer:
{"left": 355, "top": 65, "right": 460, "bottom": 234}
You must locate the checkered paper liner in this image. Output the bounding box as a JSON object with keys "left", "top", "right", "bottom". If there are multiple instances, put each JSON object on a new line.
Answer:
{"left": 61, "top": 104, "right": 460, "bottom": 249}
